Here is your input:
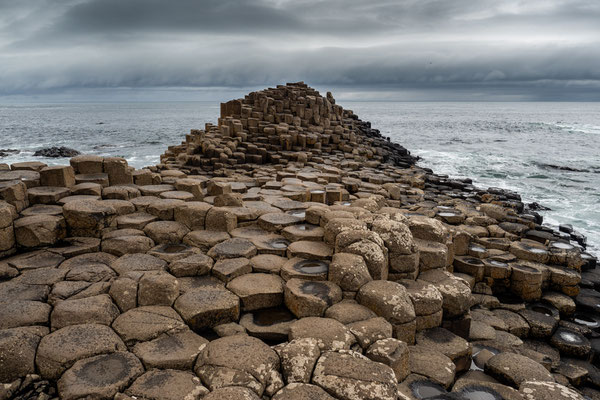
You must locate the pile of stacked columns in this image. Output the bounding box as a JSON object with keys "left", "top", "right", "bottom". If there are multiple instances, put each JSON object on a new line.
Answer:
{"left": 0, "top": 84, "right": 599, "bottom": 400}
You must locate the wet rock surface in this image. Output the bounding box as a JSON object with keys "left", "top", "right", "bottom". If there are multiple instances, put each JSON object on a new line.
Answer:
{"left": 0, "top": 83, "right": 598, "bottom": 399}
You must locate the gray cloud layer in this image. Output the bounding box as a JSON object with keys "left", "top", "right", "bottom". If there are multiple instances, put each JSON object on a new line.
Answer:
{"left": 1, "top": 0, "right": 599, "bottom": 100}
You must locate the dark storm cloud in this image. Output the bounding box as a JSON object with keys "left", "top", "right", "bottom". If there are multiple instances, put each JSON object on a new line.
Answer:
{"left": 0, "top": 0, "right": 599, "bottom": 100}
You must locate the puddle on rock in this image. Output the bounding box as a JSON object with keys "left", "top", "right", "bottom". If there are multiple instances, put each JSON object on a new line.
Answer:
{"left": 458, "top": 386, "right": 503, "bottom": 400}
{"left": 551, "top": 241, "right": 575, "bottom": 250}
{"left": 161, "top": 244, "right": 188, "bottom": 253}
{"left": 268, "top": 239, "right": 290, "bottom": 249}
{"left": 253, "top": 308, "right": 295, "bottom": 327}
{"left": 294, "top": 260, "right": 328, "bottom": 274}
{"left": 300, "top": 281, "right": 331, "bottom": 302}
{"left": 573, "top": 313, "right": 600, "bottom": 328}
{"left": 410, "top": 380, "right": 447, "bottom": 399}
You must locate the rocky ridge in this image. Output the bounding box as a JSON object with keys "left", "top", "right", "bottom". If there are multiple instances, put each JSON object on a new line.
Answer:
{"left": 0, "top": 82, "right": 599, "bottom": 400}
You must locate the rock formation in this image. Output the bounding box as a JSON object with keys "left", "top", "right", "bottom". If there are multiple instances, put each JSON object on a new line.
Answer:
{"left": 0, "top": 83, "right": 598, "bottom": 400}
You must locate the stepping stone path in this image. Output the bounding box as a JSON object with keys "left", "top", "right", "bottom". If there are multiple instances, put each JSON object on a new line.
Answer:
{"left": 0, "top": 82, "right": 598, "bottom": 399}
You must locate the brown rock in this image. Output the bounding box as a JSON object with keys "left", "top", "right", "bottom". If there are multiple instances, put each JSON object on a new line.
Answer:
{"left": 40, "top": 165, "right": 76, "bottom": 187}
{"left": 14, "top": 214, "right": 66, "bottom": 248}
{"left": 57, "top": 351, "right": 143, "bottom": 400}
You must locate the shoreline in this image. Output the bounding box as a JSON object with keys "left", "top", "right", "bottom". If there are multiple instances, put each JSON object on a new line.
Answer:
{"left": 1, "top": 82, "right": 599, "bottom": 399}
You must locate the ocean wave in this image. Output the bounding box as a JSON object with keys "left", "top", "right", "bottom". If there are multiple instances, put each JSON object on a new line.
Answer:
{"left": 555, "top": 122, "right": 600, "bottom": 135}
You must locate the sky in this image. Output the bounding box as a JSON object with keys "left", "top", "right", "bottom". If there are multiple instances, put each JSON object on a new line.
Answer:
{"left": 1, "top": 0, "right": 599, "bottom": 101}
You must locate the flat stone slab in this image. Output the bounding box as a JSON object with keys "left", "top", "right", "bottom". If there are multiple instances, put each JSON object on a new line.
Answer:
{"left": 212, "top": 257, "right": 252, "bottom": 282}
{"left": 485, "top": 352, "right": 554, "bottom": 388}
{"left": 273, "top": 383, "right": 335, "bottom": 400}
{"left": 36, "top": 323, "right": 127, "bottom": 380}
{"left": 408, "top": 345, "right": 456, "bottom": 388}
{"left": 194, "top": 334, "right": 280, "bottom": 396}
{"left": 0, "top": 327, "right": 44, "bottom": 382}
{"left": 112, "top": 306, "right": 186, "bottom": 344}
{"left": 258, "top": 212, "right": 303, "bottom": 232}
{"left": 51, "top": 294, "right": 120, "bottom": 330}
{"left": 0, "top": 300, "right": 51, "bottom": 329}
{"left": 287, "top": 240, "right": 333, "bottom": 260}
{"left": 312, "top": 350, "right": 398, "bottom": 400}
{"left": 240, "top": 308, "right": 296, "bottom": 342}
{"left": 133, "top": 329, "right": 208, "bottom": 370}
{"left": 281, "top": 257, "right": 330, "bottom": 281}
{"left": 168, "top": 253, "right": 214, "bottom": 277}
{"left": 324, "top": 301, "right": 377, "bottom": 325}
{"left": 184, "top": 230, "right": 230, "bottom": 252}
{"left": 227, "top": 273, "right": 284, "bottom": 311}
{"left": 7, "top": 250, "right": 65, "bottom": 270}
{"left": 116, "top": 212, "right": 157, "bottom": 229}
{"left": 174, "top": 286, "right": 240, "bottom": 330}
{"left": 202, "top": 387, "right": 261, "bottom": 400}
{"left": 208, "top": 237, "right": 257, "bottom": 260}
{"left": 250, "top": 254, "right": 287, "bottom": 274}
{"left": 144, "top": 221, "right": 189, "bottom": 244}
{"left": 111, "top": 253, "right": 166, "bottom": 275}
{"left": 57, "top": 351, "right": 144, "bottom": 400}
{"left": 126, "top": 369, "right": 209, "bottom": 400}
{"left": 415, "top": 327, "right": 472, "bottom": 372}
{"left": 519, "top": 381, "right": 585, "bottom": 400}
{"left": 289, "top": 317, "right": 354, "bottom": 351}
{"left": 284, "top": 278, "right": 342, "bottom": 318}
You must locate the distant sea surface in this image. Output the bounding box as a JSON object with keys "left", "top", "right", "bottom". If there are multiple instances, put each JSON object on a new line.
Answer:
{"left": 1, "top": 101, "right": 599, "bottom": 255}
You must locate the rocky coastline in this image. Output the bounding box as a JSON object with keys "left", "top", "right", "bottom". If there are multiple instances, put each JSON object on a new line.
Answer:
{"left": 0, "top": 82, "right": 599, "bottom": 400}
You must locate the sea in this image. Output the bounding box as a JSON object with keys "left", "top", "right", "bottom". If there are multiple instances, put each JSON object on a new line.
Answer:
{"left": 1, "top": 101, "right": 598, "bottom": 256}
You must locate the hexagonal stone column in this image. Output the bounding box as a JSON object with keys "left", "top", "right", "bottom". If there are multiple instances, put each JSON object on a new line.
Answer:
{"left": 63, "top": 199, "right": 117, "bottom": 237}
{"left": 14, "top": 214, "right": 67, "bottom": 248}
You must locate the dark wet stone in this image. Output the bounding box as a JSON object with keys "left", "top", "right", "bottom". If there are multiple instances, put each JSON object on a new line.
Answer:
{"left": 34, "top": 147, "right": 80, "bottom": 158}
{"left": 550, "top": 327, "right": 592, "bottom": 358}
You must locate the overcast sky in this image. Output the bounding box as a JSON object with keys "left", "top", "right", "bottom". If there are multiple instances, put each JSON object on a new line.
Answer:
{"left": 1, "top": 0, "right": 599, "bottom": 101}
